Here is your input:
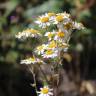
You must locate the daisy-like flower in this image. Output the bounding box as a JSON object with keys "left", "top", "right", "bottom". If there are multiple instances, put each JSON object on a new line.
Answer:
{"left": 38, "top": 86, "right": 53, "bottom": 96}
{"left": 20, "top": 56, "right": 44, "bottom": 64}
{"left": 35, "top": 15, "right": 50, "bottom": 28}
{"left": 15, "top": 28, "right": 41, "bottom": 40}
{"left": 54, "top": 12, "right": 71, "bottom": 24}
{"left": 54, "top": 14, "right": 64, "bottom": 24}
{"left": 42, "top": 49, "right": 58, "bottom": 58}
{"left": 54, "top": 29, "right": 65, "bottom": 42}
{"left": 64, "top": 22, "right": 73, "bottom": 30}
{"left": 44, "top": 30, "right": 55, "bottom": 40}
{"left": 73, "top": 22, "right": 84, "bottom": 30}
{"left": 35, "top": 44, "right": 47, "bottom": 55}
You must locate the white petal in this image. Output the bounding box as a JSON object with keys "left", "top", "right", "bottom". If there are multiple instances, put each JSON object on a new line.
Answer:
{"left": 48, "top": 92, "right": 53, "bottom": 95}
{"left": 39, "top": 94, "right": 43, "bottom": 96}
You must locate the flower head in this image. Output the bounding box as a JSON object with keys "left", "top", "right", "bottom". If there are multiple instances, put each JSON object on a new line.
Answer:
{"left": 35, "top": 15, "right": 50, "bottom": 28}
{"left": 42, "top": 49, "right": 58, "bottom": 58}
{"left": 54, "top": 29, "right": 65, "bottom": 42}
{"left": 20, "top": 56, "right": 44, "bottom": 64}
{"left": 38, "top": 86, "right": 53, "bottom": 96}
{"left": 15, "top": 28, "right": 41, "bottom": 40}
{"left": 44, "top": 31, "right": 55, "bottom": 40}
{"left": 35, "top": 44, "right": 47, "bottom": 55}
{"left": 73, "top": 22, "right": 84, "bottom": 30}
{"left": 54, "top": 14, "right": 64, "bottom": 24}
{"left": 54, "top": 12, "right": 71, "bottom": 24}
{"left": 64, "top": 22, "right": 73, "bottom": 30}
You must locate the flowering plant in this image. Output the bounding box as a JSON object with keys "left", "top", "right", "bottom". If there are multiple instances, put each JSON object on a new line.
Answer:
{"left": 16, "top": 12, "right": 84, "bottom": 96}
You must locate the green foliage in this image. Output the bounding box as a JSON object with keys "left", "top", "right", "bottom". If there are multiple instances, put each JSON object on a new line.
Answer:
{"left": 6, "top": 51, "right": 18, "bottom": 63}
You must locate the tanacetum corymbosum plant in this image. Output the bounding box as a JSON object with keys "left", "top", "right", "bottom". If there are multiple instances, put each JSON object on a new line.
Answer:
{"left": 15, "top": 12, "right": 84, "bottom": 96}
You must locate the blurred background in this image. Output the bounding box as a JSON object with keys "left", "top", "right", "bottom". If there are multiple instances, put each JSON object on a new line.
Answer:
{"left": 0, "top": 0, "right": 96, "bottom": 96}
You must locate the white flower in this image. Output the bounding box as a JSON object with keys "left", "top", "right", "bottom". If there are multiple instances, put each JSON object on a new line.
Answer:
{"left": 73, "top": 22, "right": 84, "bottom": 30}
{"left": 35, "top": 44, "right": 47, "bottom": 55}
{"left": 38, "top": 86, "right": 53, "bottom": 96}
{"left": 20, "top": 57, "right": 45, "bottom": 64}
{"left": 54, "top": 29, "right": 65, "bottom": 42}
{"left": 35, "top": 15, "right": 50, "bottom": 28}
{"left": 44, "top": 30, "right": 55, "bottom": 40}
{"left": 54, "top": 14, "right": 64, "bottom": 24}
{"left": 53, "top": 12, "right": 71, "bottom": 24}
{"left": 42, "top": 49, "right": 58, "bottom": 58}
{"left": 15, "top": 28, "right": 41, "bottom": 40}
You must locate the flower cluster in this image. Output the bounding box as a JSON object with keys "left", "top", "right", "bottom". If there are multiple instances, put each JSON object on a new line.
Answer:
{"left": 15, "top": 12, "right": 84, "bottom": 96}
{"left": 15, "top": 12, "right": 84, "bottom": 61}
{"left": 35, "top": 12, "right": 84, "bottom": 29}
{"left": 34, "top": 12, "right": 84, "bottom": 59}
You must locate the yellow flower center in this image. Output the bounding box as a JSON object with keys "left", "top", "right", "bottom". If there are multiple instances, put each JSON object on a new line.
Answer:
{"left": 57, "top": 31, "right": 65, "bottom": 38}
{"left": 45, "top": 49, "right": 54, "bottom": 55}
{"left": 64, "top": 23, "right": 72, "bottom": 30}
{"left": 48, "top": 13, "right": 55, "bottom": 17}
{"left": 48, "top": 41, "right": 57, "bottom": 48}
{"left": 48, "top": 33, "right": 54, "bottom": 39}
{"left": 30, "top": 57, "right": 36, "bottom": 61}
{"left": 56, "top": 15, "right": 64, "bottom": 22}
{"left": 41, "top": 88, "right": 49, "bottom": 94}
{"left": 40, "top": 17, "right": 49, "bottom": 23}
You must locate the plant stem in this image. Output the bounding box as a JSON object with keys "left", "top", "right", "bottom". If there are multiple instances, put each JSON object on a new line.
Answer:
{"left": 28, "top": 65, "right": 38, "bottom": 96}
{"left": 38, "top": 64, "right": 49, "bottom": 84}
